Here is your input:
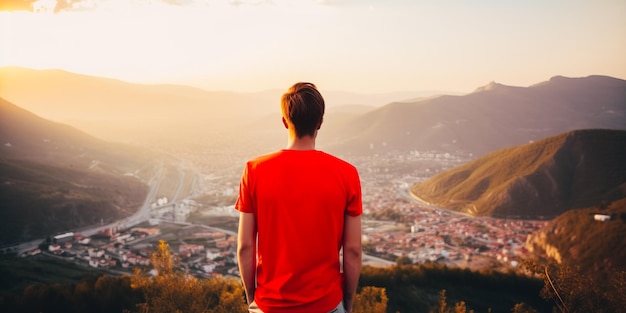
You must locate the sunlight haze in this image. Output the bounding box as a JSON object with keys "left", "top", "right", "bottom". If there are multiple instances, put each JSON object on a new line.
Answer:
{"left": 1, "top": 0, "right": 625, "bottom": 93}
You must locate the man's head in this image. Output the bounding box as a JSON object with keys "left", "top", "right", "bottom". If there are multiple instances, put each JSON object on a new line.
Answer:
{"left": 281, "top": 82, "right": 325, "bottom": 138}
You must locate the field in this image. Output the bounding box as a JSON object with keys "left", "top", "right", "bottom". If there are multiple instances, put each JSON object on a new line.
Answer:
{"left": 0, "top": 254, "right": 108, "bottom": 293}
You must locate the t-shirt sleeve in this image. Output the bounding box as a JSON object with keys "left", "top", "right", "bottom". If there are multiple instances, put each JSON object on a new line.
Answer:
{"left": 235, "top": 162, "right": 255, "bottom": 214}
{"left": 346, "top": 167, "right": 363, "bottom": 217}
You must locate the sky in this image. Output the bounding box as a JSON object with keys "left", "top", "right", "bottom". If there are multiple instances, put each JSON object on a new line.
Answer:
{"left": 1, "top": 0, "right": 625, "bottom": 93}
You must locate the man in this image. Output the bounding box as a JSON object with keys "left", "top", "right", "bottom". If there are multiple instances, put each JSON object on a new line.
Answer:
{"left": 236, "top": 82, "right": 363, "bottom": 313}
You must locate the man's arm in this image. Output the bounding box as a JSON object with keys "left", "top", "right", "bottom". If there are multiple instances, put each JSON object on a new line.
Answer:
{"left": 342, "top": 214, "right": 362, "bottom": 313}
{"left": 237, "top": 212, "right": 257, "bottom": 305}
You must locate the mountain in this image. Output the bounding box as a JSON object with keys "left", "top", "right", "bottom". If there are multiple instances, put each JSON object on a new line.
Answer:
{"left": 0, "top": 66, "right": 274, "bottom": 144}
{"left": 3, "top": 67, "right": 624, "bottom": 158}
{"left": 525, "top": 198, "right": 626, "bottom": 278}
{"left": 324, "top": 75, "right": 626, "bottom": 156}
{"left": 0, "top": 96, "right": 154, "bottom": 171}
{"left": 0, "top": 66, "right": 434, "bottom": 147}
{"left": 410, "top": 129, "right": 626, "bottom": 219}
{"left": 0, "top": 97, "right": 151, "bottom": 244}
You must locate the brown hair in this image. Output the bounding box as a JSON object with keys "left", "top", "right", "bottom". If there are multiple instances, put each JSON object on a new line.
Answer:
{"left": 281, "top": 82, "right": 325, "bottom": 138}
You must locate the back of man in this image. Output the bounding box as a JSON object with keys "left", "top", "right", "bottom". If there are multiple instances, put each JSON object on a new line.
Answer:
{"left": 236, "top": 82, "right": 362, "bottom": 313}
{"left": 238, "top": 149, "right": 361, "bottom": 312}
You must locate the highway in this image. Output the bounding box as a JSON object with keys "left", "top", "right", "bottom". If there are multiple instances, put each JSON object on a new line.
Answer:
{"left": 362, "top": 253, "right": 395, "bottom": 266}
{"left": 121, "top": 161, "right": 166, "bottom": 228}
{"left": 3, "top": 161, "right": 168, "bottom": 255}
{"left": 4, "top": 159, "right": 395, "bottom": 269}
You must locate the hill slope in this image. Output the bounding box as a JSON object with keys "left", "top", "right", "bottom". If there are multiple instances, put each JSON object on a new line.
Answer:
{"left": 0, "top": 66, "right": 283, "bottom": 145}
{"left": 325, "top": 75, "right": 626, "bottom": 156}
{"left": 410, "top": 129, "right": 626, "bottom": 219}
{"left": 0, "top": 98, "right": 151, "bottom": 244}
{"left": 525, "top": 198, "right": 626, "bottom": 276}
{"left": 0, "top": 66, "right": 429, "bottom": 147}
{"left": 4, "top": 68, "right": 623, "bottom": 158}
{"left": 0, "top": 97, "right": 153, "bottom": 172}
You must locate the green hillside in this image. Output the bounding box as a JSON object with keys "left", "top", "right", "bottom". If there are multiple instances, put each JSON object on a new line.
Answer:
{"left": 0, "top": 158, "right": 148, "bottom": 244}
{"left": 411, "top": 129, "right": 626, "bottom": 219}
{"left": 0, "top": 97, "right": 154, "bottom": 245}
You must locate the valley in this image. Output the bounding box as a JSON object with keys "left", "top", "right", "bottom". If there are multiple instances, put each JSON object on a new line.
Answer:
{"left": 11, "top": 147, "right": 552, "bottom": 280}
{"left": 1, "top": 70, "right": 624, "bottom": 311}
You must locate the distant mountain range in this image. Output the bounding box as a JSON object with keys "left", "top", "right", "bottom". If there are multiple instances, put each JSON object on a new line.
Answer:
{"left": 0, "top": 96, "right": 155, "bottom": 172}
{"left": 0, "top": 97, "right": 151, "bottom": 245}
{"left": 411, "top": 129, "right": 626, "bottom": 219}
{"left": 324, "top": 75, "right": 626, "bottom": 157}
{"left": 0, "top": 66, "right": 435, "bottom": 147}
{"left": 4, "top": 67, "right": 623, "bottom": 159}
{"left": 0, "top": 66, "right": 276, "bottom": 145}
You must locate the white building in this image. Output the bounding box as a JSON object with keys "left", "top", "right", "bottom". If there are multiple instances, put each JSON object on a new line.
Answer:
{"left": 206, "top": 248, "right": 221, "bottom": 260}
{"left": 594, "top": 214, "right": 611, "bottom": 222}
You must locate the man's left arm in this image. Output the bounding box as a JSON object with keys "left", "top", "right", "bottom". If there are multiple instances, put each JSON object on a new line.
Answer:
{"left": 237, "top": 212, "right": 257, "bottom": 304}
{"left": 342, "top": 213, "right": 362, "bottom": 313}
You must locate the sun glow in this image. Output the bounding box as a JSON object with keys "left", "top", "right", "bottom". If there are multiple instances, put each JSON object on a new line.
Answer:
{"left": 2, "top": 0, "right": 625, "bottom": 93}
{"left": 1, "top": 1, "right": 336, "bottom": 86}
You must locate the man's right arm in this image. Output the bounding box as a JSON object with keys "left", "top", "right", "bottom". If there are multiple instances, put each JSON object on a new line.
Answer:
{"left": 342, "top": 214, "right": 362, "bottom": 313}
{"left": 237, "top": 212, "right": 257, "bottom": 305}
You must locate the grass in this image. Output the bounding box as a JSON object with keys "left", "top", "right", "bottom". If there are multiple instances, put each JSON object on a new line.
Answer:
{"left": 0, "top": 254, "right": 107, "bottom": 293}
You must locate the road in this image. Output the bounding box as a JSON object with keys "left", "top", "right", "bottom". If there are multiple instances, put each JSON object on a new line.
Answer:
{"left": 121, "top": 161, "right": 166, "bottom": 228}
{"left": 171, "top": 160, "right": 186, "bottom": 202}
{"left": 362, "top": 253, "right": 395, "bottom": 266}
{"left": 6, "top": 160, "right": 395, "bottom": 270}
{"left": 4, "top": 161, "right": 168, "bottom": 255}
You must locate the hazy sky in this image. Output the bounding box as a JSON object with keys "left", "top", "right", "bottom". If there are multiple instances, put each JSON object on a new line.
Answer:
{"left": 1, "top": 0, "right": 625, "bottom": 93}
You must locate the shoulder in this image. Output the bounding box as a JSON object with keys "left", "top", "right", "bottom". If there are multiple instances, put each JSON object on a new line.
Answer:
{"left": 316, "top": 151, "right": 359, "bottom": 172}
{"left": 246, "top": 151, "right": 283, "bottom": 166}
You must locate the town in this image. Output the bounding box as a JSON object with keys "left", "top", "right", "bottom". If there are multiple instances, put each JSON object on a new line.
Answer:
{"left": 341, "top": 150, "right": 548, "bottom": 271}
{"left": 18, "top": 148, "right": 549, "bottom": 278}
{"left": 23, "top": 219, "right": 239, "bottom": 278}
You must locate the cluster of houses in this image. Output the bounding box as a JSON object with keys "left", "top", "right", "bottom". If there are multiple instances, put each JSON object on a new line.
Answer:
{"left": 363, "top": 204, "right": 548, "bottom": 268}
{"left": 21, "top": 223, "right": 239, "bottom": 278}
{"left": 23, "top": 227, "right": 158, "bottom": 269}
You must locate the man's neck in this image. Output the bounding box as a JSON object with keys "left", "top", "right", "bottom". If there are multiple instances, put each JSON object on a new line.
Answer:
{"left": 285, "top": 134, "right": 316, "bottom": 150}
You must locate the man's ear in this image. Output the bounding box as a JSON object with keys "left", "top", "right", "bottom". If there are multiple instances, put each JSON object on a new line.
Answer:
{"left": 282, "top": 117, "right": 288, "bottom": 129}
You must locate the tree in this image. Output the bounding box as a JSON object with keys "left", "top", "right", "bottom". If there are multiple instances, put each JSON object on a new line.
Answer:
{"left": 431, "top": 289, "right": 477, "bottom": 313}
{"left": 435, "top": 289, "right": 448, "bottom": 313}
{"left": 511, "top": 302, "right": 538, "bottom": 313}
{"left": 396, "top": 256, "right": 413, "bottom": 266}
{"left": 130, "top": 240, "right": 247, "bottom": 313}
{"left": 353, "top": 286, "right": 388, "bottom": 313}
{"left": 522, "top": 258, "right": 625, "bottom": 313}
{"left": 454, "top": 300, "right": 467, "bottom": 313}
{"left": 94, "top": 275, "right": 139, "bottom": 313}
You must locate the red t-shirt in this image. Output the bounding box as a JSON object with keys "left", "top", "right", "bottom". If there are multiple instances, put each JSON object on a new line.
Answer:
{"left": 235, "top": 149, "right": 362, "bottom": 313}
